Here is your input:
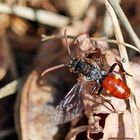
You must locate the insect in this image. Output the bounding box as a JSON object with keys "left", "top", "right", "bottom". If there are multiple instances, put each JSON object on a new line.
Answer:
{"left": 42, "top": 30, "right": 130, "bottom": 123}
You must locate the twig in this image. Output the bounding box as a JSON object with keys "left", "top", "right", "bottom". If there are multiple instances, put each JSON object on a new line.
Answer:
{"left": 41, "top": 34, "right": 75, "bottom": 41}
{"left": 100, "top": 39, "right": 140, "bottom": 53}
{"left": 0, "top": 3, "right": 70, "bottom": 27}
{"left": 0, "top": 80, "right": 18, "bottom": 99}
{"left": 104, "top": 0, "right": 140, "bottom": 140}
{"left": 107, "top": 0, "right": 140, "bottom": 51}
{"left": 41, "top": 34, "right": 140, "bottom": 53}
{"left": 103, "top": 0, "right": 121, "bottom": 37}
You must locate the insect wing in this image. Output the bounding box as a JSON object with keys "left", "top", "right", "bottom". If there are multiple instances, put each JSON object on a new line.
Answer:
{"left": 55, "top": 82, "right": 84, "bottom": 124}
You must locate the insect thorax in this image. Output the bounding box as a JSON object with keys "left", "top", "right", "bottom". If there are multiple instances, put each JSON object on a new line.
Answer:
{"left": 69, "top": 58, "right": 106, "bottom": 83}
{"left": 85, "top": 65, "right": 107, "bottom": 82}
{"left": 69, "top": 58, "right": 91, "bottom": 74}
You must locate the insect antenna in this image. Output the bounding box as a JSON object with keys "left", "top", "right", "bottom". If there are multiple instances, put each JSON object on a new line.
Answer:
{"left": 42, "top": 29, "right": 72, "bottom": 76}
{"left": 41, "top": 64, "right": 66, "bottom": 76}
{"left": 64, "top": 29, "right": 72, "bottom": 59}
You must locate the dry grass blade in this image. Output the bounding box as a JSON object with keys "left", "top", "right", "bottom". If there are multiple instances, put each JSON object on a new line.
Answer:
{"left": 103, "top": 0, "right": 121, "bottom": 37}
{"left": 0, "top": 3, "right": 70, "bottom": 27}
{"left": 104, "top": 0, "right": 140, "bottom": 139}
{"left": 41, "top": 34, "right": 140, "bottom": 53}
{"left": 107, "top": 0, "right": 140, "bottom": 51}
{"left": 90, "top": 38, "right": 140, "bottom": 53}
{"left": 106, "top": 40, "right": 140, "bottom": 53}
{"left": 0, "top": 80, "right": 18, "bottom": 99}
{"left": 41, "top": 34, "right": 75, "bottom": 41}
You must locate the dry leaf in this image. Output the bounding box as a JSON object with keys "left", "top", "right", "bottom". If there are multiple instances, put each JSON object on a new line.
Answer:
{"left": 103, "top": 111, "right": 133, "bottom": 139}
{"left": 87, "top": 115, "right": 103, "bottom": 140}
{"left": 34, "top": 39, "right": 67, "bottom": 72}
{"left": 74, "top": 34, "right": 107, "bottom": 68}
{"left": 7, "top": 32, "right": 40, "bottom": 51}
{"left": 18, "top": 71, "right": 59, "bottom": 140}
{"left": 65, "top": 125, "right": 87, "bottom": 140}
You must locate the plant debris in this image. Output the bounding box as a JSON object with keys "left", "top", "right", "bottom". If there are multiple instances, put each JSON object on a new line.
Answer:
{"left": 0, "top": 1, "right": 139, "bottom": 140}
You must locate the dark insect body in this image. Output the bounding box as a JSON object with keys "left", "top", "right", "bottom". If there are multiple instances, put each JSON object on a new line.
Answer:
{"left": 42, "top": 30, "right": 130, "bottom": 123}
{"left": 67, "top": 57, "right": 130, "bottom": 99}
{"left": 68, "top": 57, "right": 106, "bottom": 82}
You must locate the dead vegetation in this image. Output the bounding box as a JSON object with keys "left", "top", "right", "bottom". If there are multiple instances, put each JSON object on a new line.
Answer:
{"left": 0, "top": 0, "right": 140, "bottom": 140}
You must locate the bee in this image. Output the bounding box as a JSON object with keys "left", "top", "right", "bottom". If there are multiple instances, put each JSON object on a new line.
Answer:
{"left": 42, "top": 30, "right": 130, "bottom": 124}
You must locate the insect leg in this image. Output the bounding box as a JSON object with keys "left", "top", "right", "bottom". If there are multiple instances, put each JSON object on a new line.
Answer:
{"left": 109, "top": 63, "right": 122, "bottom": 73}
{"left": 91, "top": 83, "right": 98, "bottom": 94}
{"left": 109, "top": 60, "right": 132, "bottom": 76}
{"left": 99, "top": 95, "right": 116, "bottom": 112}
{"left": 97, "top": 86, "right": 103, "bottom": 95}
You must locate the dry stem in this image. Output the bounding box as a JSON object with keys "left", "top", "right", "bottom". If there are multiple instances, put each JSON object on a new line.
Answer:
{"left": 104, "top": 0, "right": 140, "bottom": 139}
{"left": 107, "top": 0, "right": 140, "bottom": 51}
{"left": 0, "top": 80, "right": 18, "bottom": 99}
{"left": 41, "top": 34, "right": 140, "bottom": 53}
{"left": 103, "top": 0, "right": 121, "bottom": 37}
{"left": 0, "top": 3, "right": 70, "bottom": 28}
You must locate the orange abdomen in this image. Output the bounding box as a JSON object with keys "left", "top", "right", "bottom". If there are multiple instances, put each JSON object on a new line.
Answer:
{"left": 102, "top": 75, "right": 130, "bottom": 99}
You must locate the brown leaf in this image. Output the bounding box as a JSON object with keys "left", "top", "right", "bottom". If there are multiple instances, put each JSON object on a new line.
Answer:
{"left": 87, "top": 115, "right": 103, "bottom": 135}
{"left": 34, "top": 39, "right": 66, "bottom": 72}
{"left": 74, "top": 34, "right": 109, "bottom": 70}
{"left": 7, "top": 32, "right": 40, "bottom": 51}
{"left": 74, "top": 34, "right": 96, "bottom": 56}
{"left": 103, "top": 111, "right": 134, "bottom": 139}
{"left": 65, "top": 125, "right": 87, "bottom": 140}
{"left": 18, "top": 71, "right": 59, "bottom": 140}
